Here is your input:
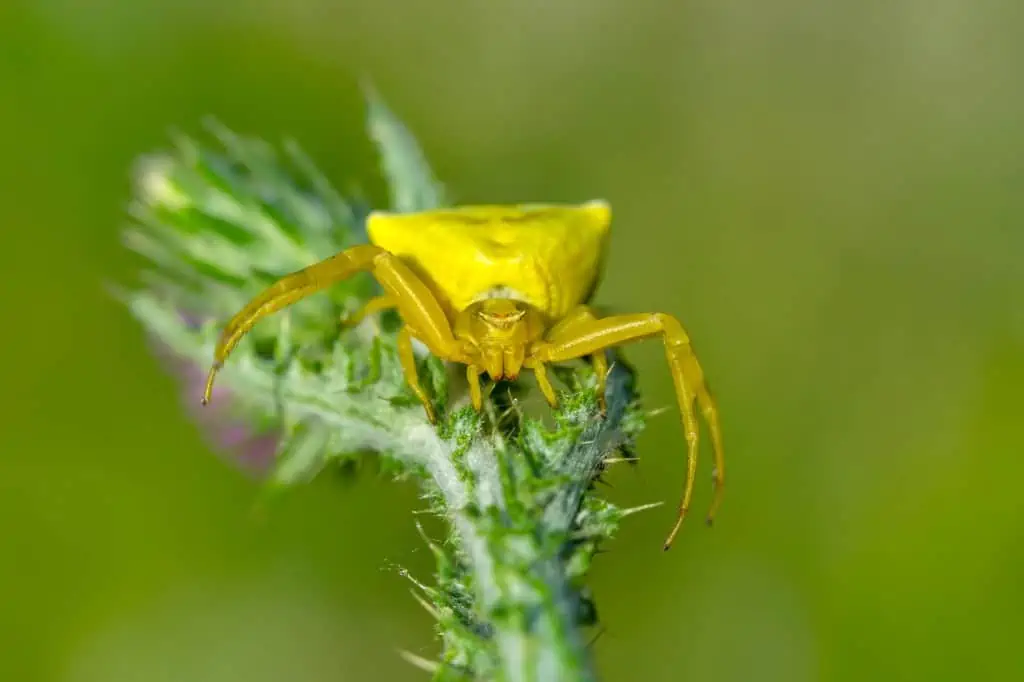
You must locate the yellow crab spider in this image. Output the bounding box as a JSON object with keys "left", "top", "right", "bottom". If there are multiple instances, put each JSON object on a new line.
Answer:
{"left": 201, "top": 200, "right": 724, "bottom": 550}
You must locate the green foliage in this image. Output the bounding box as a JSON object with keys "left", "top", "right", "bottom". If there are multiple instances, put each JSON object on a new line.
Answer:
{"left": 122, "top": 92, "right": 649, "bottom": 682}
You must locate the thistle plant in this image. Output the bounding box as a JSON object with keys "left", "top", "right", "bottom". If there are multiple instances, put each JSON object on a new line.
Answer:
{"left": 122, "top": 90, "right": 657, "bottom": 682}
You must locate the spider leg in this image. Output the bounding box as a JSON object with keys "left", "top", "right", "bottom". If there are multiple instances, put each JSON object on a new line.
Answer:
{"left": 397, "top": 326, "right": 437, "bottom": 423}
{"left": 532, "top": 312, "right": 724, "bottom": 550}
{"left": 544, "top": 305, "right": 609, "bottom": 412}
{"left": 341, "top": 294, "right": 396, "bottom": 328}
{"left": 466, "top": 365, "right": 484, "bottom": 411}
{"left": 545, "top": 305, "right": 601, "bottom": 337}
{"left": 522, "top": 305, "right": 599, "bottom": 410}
{"left": 203, "top": 244, "right": 385, "bottom": 404}
{"left": 369, "top": 253, "right": 460, "bottom": 358}
{"left": 203, "top": 245, "right": 463, "bottom": 409}
{"left": 524, "top": 358, "right": 558, "bottom": 408}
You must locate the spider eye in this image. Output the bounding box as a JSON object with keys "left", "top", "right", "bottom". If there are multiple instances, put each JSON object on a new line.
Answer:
{"left": 475, "top": 307, "right": 526, "bottom": 327}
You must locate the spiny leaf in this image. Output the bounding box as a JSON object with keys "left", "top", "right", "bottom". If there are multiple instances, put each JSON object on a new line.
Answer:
{"left": 363, "top": 81, "right": 447, "bottom": 212}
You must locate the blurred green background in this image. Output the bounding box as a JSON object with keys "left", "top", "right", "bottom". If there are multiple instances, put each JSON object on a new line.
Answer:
{"left": 3, "top": 1, "right": 1023, "bottom": 680}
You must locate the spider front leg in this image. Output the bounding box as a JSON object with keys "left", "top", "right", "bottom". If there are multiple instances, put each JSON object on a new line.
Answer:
{"left": 203, "top": 245, "right": 465, "bottom": 423}
{"left": 203, "top": 244, "right": 386, "bottom": 404}
{"left": 396, "top": 326, "right": 437, "bottom": 423}
{"left": 341, "top": 295, "right": 396, "bottom": 328}
{"left": 362, "top": 255, "right": 466, "bottom": 423}
{"left": 531, "top": 312, "right": 725, "bottom": 550}
{"left": 544, "top": 305, "right": 610, "bottom": 413}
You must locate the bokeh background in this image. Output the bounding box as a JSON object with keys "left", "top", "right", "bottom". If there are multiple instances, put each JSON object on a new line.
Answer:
{"left": 3, "top": 1, "right": 1023, "bottom": 681}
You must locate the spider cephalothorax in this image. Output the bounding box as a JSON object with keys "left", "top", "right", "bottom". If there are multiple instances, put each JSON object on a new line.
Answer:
{"left": 201, "top": 201, "right": 724, "bottom": 549}
{"left": 455, "top": 298, "right": 545, "bottom": 381}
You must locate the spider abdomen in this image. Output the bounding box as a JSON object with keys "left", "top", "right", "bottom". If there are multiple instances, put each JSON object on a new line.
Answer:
{"left": 366, "top": 201, "right": 611, "bottom": 318}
